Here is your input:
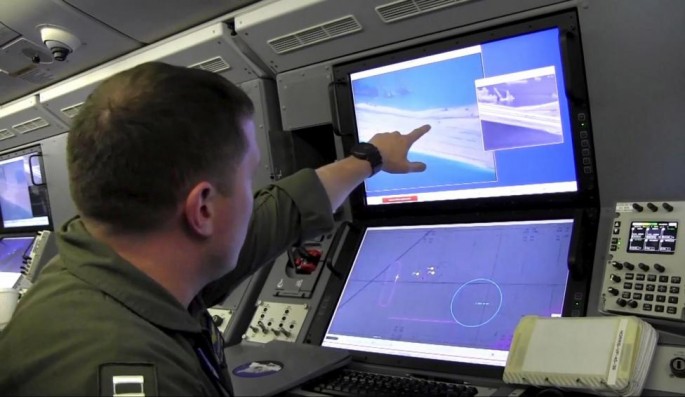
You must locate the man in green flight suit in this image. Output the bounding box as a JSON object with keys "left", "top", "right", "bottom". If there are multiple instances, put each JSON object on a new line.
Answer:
{"left": 0, "top": 62, "right": 431, "bottom": 396}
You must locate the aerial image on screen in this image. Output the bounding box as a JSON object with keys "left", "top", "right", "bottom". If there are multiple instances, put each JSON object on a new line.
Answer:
{"left": 350, "top": 28, "right": 577, "bottom": 205}
{"left": 322, "top": 220, "right": 572, "bottom": 366}
{"left": 0, "top": 154, "right": 50, "bottom": 229}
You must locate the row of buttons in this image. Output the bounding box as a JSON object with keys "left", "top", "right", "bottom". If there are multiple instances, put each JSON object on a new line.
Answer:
{"left": 624, "top": 274, "right": 681, "bottom": 283}
{"left": 646, "top": 304, "right": 677, "bottom": 314}
{"left": 623, "top": 283, "right": 680, "bottom": 294}
{"left": 578, "top": 112, "right": 593, "bottom": 174}
{"left": 615, "top": 298, "right": 678, "bottom": 314}
{"left": 620, "top": 291, "right": 678, "bottom": 304}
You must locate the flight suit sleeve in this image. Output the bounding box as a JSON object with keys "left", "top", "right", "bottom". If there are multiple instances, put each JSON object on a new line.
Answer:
{"left": 0, "top": 289, "right": 213, "bottom": 397}
{"left": 201, "top": 168, "right": 335, "bottom": 305}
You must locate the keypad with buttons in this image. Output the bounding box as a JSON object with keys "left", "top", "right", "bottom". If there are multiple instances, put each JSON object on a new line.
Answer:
{"left": 601, "top": 201, "right": 685, "bottom": 322}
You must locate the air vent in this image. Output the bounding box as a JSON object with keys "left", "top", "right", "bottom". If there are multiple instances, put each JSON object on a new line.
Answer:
{"left": 267, "top": 15, "right": 362, "bottom": 54}
{"left": 189, "top": 56, "right": 231, "bottom": 74}
{"left": 0, "top": 128, "right": 15, "bottom": 141}
{"left": 376, "top": 0, "right": 471, "bottom": 23}
{"left": 12, "top": 117, "right": 49, "bottom": 134}
{"left": 61, "top": 102, "right": 84, "bottom": 119}
{"left": 17, "top": 67, "right": 55, "bottom": 85}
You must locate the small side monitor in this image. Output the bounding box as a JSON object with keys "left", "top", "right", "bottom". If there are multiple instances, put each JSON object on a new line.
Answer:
{"left": 0, "top": 146, "right": 52, "bottom": 232}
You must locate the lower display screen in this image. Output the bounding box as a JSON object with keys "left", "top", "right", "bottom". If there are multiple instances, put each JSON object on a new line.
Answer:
{"left": 628, "top": 221, "right": 678, "bottom": 254}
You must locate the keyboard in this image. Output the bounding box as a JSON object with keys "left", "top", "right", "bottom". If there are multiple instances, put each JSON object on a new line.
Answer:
{"left": 301, "top": 368, "right": 479, "bottom": 396}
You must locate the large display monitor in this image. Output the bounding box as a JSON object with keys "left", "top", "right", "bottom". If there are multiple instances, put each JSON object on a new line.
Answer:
{"left": 0, "top": 147, "right": 51, "bottom": 232}
{"left": 331, "top": 11, "right": 597, "bottom": 217}
{"left": 306, "top": 212, "right": 592, "bottom": 378}
{"left": 321, "top": 219, "right": 573, "bottom": 368}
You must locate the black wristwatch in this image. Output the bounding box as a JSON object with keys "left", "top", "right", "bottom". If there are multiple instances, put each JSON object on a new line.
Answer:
{"left": 350, "top": 142, "right": 383, "bottom": 177}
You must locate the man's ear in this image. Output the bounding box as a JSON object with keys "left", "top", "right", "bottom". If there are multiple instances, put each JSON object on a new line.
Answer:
{"left": 184, "top": 182, "right": 216, "bottom": 237}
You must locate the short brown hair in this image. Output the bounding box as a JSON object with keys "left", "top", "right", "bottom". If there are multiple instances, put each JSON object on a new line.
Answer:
{"left": 68, "top": 62, "right": 254, "bottom": 233}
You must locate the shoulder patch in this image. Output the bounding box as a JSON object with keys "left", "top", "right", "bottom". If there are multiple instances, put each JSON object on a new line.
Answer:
{"left": 99, "top": 363, "right": 158, "bottom": 397}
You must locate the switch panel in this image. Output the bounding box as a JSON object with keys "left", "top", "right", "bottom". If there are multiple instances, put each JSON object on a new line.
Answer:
{"left": 242, "top": 301, "right": 309, "bottom": 343}
{"left": 600, "top": 201, "right": 685, "bottom": 322}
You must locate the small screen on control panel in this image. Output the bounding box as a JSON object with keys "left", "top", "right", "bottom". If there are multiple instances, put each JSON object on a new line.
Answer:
{"left": 628, "top": 221, "right": 678, "bottom": 254}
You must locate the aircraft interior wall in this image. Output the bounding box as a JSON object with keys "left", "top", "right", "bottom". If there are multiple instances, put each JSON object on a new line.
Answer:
{"left": 1, "top": 0, "right": 684, "bottom": 395}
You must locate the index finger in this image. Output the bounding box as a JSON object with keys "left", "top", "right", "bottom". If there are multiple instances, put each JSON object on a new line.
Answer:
{"left": 405, "top": 124, "right": 431, "bottom": 144}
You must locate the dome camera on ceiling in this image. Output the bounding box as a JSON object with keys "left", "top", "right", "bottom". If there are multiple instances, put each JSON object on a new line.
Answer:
{"left": 39, "top": 26, "right": 81, "bottom": 62}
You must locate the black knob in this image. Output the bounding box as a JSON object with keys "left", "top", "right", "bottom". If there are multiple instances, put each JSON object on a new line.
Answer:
{"left": 654, "top": 263, "right": 665, "bottom": 273}
{"left": 612, "top": 261, "right": 623, "bottom": 270}
{"left": 624, "top": 262, "right": 635, "bottom": 271}
{"left": 610, "top": 274, "right": 621, "bottom": 283}
{"left": 628, "top": 300, "right": 638, "bottom": 308}
{"left": 212, "top": 315, "right": 224, "bottom": 327}
{"left": 647, "top": 202, "right": 658, "bottom": 212}
{"left": 663, "top": 202, "right": 674, "bottom": 212}
{"left": 257, "top": 321, "right": 268, "bottom": 333}
{"left": 464, "top": 387, "right": 479, "bottom": 397}
{"left": 639, "top": 263, "right": 650, "bottom": 272}
{"left": 632, "top": 203, "right": 644, "bottom": 212}
{"left": 616, "top": 298, "right": 627, "bottom": 307}
{"left": 607, "top": 287, "right": 619, "bottom": 296}
{"left": 671, "top": 357, "right": 685, "bottom": 378}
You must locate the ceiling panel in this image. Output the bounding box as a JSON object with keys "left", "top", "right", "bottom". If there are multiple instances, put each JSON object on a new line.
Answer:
{"left": 64, "top": 0, "right": 260, "bottom": 43}
{"left": 235, "top": 0, "right": 571, "bottom": 73}
{"left": 0, "top": 0, "right": 141, "bottom": 105}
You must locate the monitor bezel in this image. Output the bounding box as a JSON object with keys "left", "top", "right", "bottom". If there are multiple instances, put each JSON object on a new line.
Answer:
{"left": 0, "top": 145, "right": 54, "bottom": 234}
{"left": 304, "top": 208, "right": 594, "bottom": 379}
{"left": 331, "top": 10, "right": 598, "bottom": 221}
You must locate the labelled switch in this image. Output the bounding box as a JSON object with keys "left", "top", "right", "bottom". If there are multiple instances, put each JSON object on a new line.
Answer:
{"left": 271, "top": 328, "right": 281, "bottom": 336}
{"left": 279, "top": 327, "right": 291, "bottom": 337}
{"left": 624, "top": 262, "right": 635, "bottom": 271}
{"left": 627, "top": 300, "right": 638, "bottom": 308}
{"left": 616, "top": 298, "right": 627, "bottom": 307}
{"left": 607, "top": 287, "right": 619, "bottom": 296}
{"left": 639, "top": 263, "right": 650, "bottom": 272}
{"left": 632, "top": 203, "right": 644, "bottom": 212}
{"left": 612, "top": 261, "right": 623, "bottom": 270}
{"left": 647, "top": 202, "right": 658, "bottom": 212}
{"left": 663, "top": 202, "right": 674, "bottom": 212}
{"left": 654, "top": 264, "right": 665, "bottom": 273}
{"left": 249, "top": 325, "right": 259, "bottom": 333}
{"left": 610, "top": 274, "right": 621, "bottom": 283}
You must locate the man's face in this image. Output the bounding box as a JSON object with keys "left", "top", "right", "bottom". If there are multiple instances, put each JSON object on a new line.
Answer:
{"left": 209, "top": 117, "right": 260, "bottom": 276}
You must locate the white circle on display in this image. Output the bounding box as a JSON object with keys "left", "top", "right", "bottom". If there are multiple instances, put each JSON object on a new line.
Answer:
{"left": 450, "top": 278, "right": 503, "bottom": 328}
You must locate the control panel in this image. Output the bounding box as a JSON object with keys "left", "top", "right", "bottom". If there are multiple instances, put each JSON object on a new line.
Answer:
{"left": 242, "top": 301, "right": 309, "bottom": 343}
{"left": 21, "top": 230, "right": 57, "bottom": 283}
{"left": 600, "top": 201, "right": 684, "bottom": 321}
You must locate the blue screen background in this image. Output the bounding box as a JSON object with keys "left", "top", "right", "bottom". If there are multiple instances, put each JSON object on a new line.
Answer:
{"left": 351, "top": 28, "right": 578, "bottom": 201}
